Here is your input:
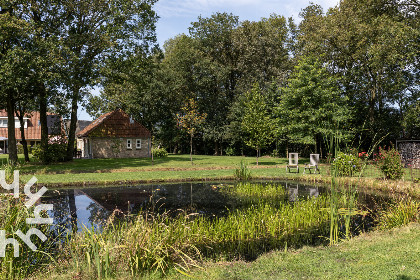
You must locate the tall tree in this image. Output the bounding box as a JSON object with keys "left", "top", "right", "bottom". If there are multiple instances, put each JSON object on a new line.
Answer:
{"left": 277, "top": 56, "right": 352, "bottom": 155}
{"left": 297, "top": 0, "right": 419, "bottom": 145}
{"left": 0, "top": 6, "right": 33, "bottom": 163}
{"left": 241, "top": 84, "right": 276, "bottom": 165}
{"left": 62, "top": 0, "right": 158, "bottom": 160}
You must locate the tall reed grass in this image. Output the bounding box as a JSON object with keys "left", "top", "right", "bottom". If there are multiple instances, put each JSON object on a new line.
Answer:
{"left": 376, "top": 198, "right": 419, "bottom": 229}
{"left": 234, "top": 160, "right": 251, "bottom": 180}
{"left": 62, "top": 184, "right": 353, "bottom": 278}
{"left": 0, "top": 194, "right": 57, "bottom": 279}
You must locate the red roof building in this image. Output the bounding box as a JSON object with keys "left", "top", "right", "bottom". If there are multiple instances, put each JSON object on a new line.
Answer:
{"left": 76, "top": 109, "right": 151, "bottom": 158}
{"left": 0, "top": 110, "right": 62, "bottom": 153}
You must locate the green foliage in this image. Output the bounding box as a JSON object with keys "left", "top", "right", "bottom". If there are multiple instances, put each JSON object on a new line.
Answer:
{"left": 241, "top": 84, "right": 276, "bottom": 163}
{"left": 152, "top": 148, "right": 168, "bottom": 158}
{"left": 63, "top": 187, "right": 344, "bottom": 276}
{"left": 234, "top": 160, "right": 251, "bottom": 180}
{"left": 224, "top": 146, "right": 235, "bottom": 156}
{"left": 277, "top": 55, "right": 352, "bottom": 146}
{"left": 376, "top": 199, "right": 419, "bottom": 230}
{"left": 375, "top": 147, "right": 404, "bottom": 180}
{"left": 332, "top": 152, "right": 362, "bottom": 177}
{"left": 0, "top": 194, "right": 56, "bottom": 279}
{"left": 32, "top": 138, "right": 67, "bottom": 163}
{"left": 16, "top": 144, "right": 32, "bottom": 155}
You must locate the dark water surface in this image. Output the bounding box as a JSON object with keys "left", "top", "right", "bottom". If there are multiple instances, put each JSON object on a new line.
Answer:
{"left": 41, "top": 180, "right": 390, "bottom": 233}
{"left": 42, "top": 181, "right": 327, "bottom": 231}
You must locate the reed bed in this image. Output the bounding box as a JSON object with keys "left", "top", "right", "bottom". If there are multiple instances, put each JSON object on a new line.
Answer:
{"left": 376, "top": 198, "right": 420, "bottom": 229}
{"left": 0, "top": 194, "right": 57, "bottom": 280}
{"left": 62, "top": 183, "right": 357, "bottom": 278}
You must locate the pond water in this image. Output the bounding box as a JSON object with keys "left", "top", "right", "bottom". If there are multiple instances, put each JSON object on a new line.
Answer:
{"left": 42, "top": 181, "right": 329, "bottom": 232}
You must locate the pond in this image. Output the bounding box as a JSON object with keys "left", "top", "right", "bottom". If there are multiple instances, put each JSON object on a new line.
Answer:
{"left": 41, "top": 180, "right": 386, "bottom": 233}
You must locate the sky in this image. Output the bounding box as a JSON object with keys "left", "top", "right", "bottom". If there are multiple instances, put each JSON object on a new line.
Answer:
{"left": 79, "top": 0, "right": 340, "bottom": 121}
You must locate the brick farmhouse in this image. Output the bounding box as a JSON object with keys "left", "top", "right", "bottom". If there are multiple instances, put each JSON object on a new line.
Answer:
{"left": 76, "top": 109, "right": 151, "bottom": 158}
{"left": 0, "top": 110, "right": 61, "bottom": 153}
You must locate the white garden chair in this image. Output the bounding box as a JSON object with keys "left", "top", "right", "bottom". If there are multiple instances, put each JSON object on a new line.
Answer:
{"left": 303, "top": 154, "right": 320, "bottom": 174}
{"left": 286, "top": 153, "right": 299, "bottom": 173}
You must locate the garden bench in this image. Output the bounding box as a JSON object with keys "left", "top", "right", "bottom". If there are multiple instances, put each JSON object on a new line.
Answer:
{"left": 286, "top": 153, "right": 299, "bottom": 173}
{"left": 303, "top": 154, "right": 320, "bottom": 174}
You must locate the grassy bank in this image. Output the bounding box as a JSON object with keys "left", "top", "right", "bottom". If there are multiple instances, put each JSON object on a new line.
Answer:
{"left": 186, "top": 223, "right": 420, "bottom": 280}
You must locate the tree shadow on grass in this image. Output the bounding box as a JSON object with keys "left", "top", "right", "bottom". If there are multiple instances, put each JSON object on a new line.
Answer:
{"left": 396, "top": 275, "right": 416, "bottom": 280}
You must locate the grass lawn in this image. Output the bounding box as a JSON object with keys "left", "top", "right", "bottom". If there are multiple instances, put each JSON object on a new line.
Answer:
{"left": 4, "top": 154, "right": 287, "bottom": 174}
{"left": 1, "top": 154, "right": 418, "bottom": 197}
{"left": 179, "top": 223, "right": 420, "bottom": 280}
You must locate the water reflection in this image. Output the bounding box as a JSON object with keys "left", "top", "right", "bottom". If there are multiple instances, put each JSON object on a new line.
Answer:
{"left": 42, "top": 181, "right": 325, "bottom": 232}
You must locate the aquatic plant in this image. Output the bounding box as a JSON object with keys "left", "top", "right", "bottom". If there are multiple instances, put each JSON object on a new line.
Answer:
{"left": 234, "top": 160, "right": 251, "bottom": 180}
{"left": 0, "top": 194, "right": 57, "bottom": 279}
{"left": 376, "top": 198, "right": 419, "bottom": 230}
{"left": 62, "top": 189, "right": 354, "bottom": 278}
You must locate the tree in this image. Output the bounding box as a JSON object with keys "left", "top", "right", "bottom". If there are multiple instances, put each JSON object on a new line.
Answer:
{"left": 297, "top": 0, "right": 419, "bottom": 146}
{"left": 277, "top": 56, "right": 352, "bottom": 155}
{"left": 61, "top": 0, "right": 158, "bottom": 161}
{"left": 241, "top": 84, "right": 276, "bottom": 165}
{"left": 176, "top": 99, "right": 207, "bottom": 165}
{"left": 0, "top": 7, "right": 33, "bottom": 164}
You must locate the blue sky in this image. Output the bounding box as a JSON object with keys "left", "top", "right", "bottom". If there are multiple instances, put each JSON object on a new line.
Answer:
{"left": 79, "top": 0, "right": 339, "bottom": 121}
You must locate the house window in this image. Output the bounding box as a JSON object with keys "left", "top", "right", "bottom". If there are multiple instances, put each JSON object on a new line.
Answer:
{"left": 127, "top": 139, "right": 132, "bottom": 149}
{"left": 136, "top": 139, "right": 141, "bottom": 149}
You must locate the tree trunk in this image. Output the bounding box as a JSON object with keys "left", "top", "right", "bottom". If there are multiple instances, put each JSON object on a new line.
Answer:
{"left": 6, "top": 93, "right": 18, "bottom": 164}
{"left": 66, "top": 88, "right": 79, "bottom": 161}
{"left": 190, "top": 134, "right": 193, "bottom": 165}
{"left": 256, "top": 148, "right": 259, "bottom": 166}
{"left": 39, "top": 84, "right": 49, "bottom": 164}
{"left": 214, "top": 141, "right": 219, "bottom": 156}
{"left": 16, "top": 110, "right": 30, "bottom": 162}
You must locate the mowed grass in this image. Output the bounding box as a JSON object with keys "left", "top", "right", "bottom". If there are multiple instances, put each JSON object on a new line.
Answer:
{"left": 3, "top": 154, "right": 288, "bottom": 175}
{"left": 2, "top": 154, "right": 418, "bottom": 191}
{"left": 183, "top": 223, "right": 420, "bottom": 280}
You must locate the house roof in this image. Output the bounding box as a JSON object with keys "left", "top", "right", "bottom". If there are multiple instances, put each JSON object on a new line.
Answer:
{"left": 0, "top": 110, "right": 61, "bottom": 141}
{"left": 64, "top": 120, "right": 92, "bottom": 135}
{"left": 77, "top": 109, "right": 151, "bottom": 138}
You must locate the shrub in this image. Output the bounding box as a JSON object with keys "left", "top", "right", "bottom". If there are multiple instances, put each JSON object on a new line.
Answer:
{"left": 31, "top": 136, "right": 67, "bottom": 163}
{"left": 375, "top": 147, "right": 404, "bottom": 180}
{"left": 332, "top": 152, "right": 362, "bottom": 177}
{"left": 17, "top": 144, "right": 32, "bottom": 154}
{"left": 271, "top": 149, "right": 279, "bottom": 157}
{"left": 225, "top": 146, "right": 235, "bottom": 156}
{"left": 152, "top": 147, "right": 168, "bottom": 158}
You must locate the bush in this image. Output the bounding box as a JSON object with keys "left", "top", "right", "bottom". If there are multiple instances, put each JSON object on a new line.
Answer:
{"left": 375, "top": 147, "right": 404, "bottom": 180}
{"left": 31, "top": 137, "right": 67, "bottom": 163}
{"left": 332, "top": 152, "right": 362, "bottom": 177}
{"left": 225, "top": 146, "right": 235, "bottom": 156}
{"left": 17, "top": 144, "right": 32, "bottom": 154}
{"left": 152, "top": 147, "right": 168, "bottom": 158}
{"left": 271, "top": 149, "right": 279, "bottom": 157}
